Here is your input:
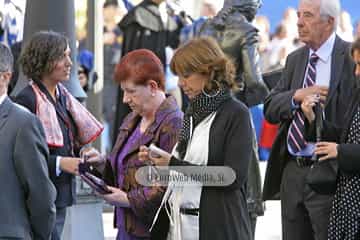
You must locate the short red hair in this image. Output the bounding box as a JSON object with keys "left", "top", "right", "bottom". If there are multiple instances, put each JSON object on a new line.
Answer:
{"left": 114, "top": 49, "right": 165, "bottom": 91}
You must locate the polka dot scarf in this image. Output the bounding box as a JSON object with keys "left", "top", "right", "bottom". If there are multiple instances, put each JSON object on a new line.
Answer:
{"left": 176, "top": 87, "right": 231, "bottom": 159}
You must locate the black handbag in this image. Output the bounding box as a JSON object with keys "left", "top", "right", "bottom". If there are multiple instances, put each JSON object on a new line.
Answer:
{"left": 305, "top": 103, "right": 338, "bottom": 195}
{"left": 306, "top": 158, "right": 338, "bottom": 195}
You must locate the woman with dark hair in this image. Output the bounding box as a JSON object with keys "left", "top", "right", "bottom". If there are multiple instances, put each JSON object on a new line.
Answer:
{"left": 15, "top": 31, "right": 103, "bottom": 240}
{"left": 139, "top": 37, "right": 254, "bottom": 240}
{"left": 82, "top": 49, "right": 183, "bottom": 240}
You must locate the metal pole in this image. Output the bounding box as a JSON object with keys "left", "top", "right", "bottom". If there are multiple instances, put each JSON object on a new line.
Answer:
{"left": 11, "top": 0, "right": 86, "bottom": 99}
{"left": 62, "top": 2, "right": 105, "bottom": 237}
{"left": 85, "top": 0, "right": 104, "bottom": 151}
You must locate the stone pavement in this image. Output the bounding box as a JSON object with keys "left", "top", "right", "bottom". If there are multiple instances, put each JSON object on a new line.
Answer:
{"left": 102, "top": 162, "right": 282, "bottom": 240}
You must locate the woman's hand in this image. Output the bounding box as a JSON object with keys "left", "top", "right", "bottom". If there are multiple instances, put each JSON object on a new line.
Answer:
{"left": 314, "top": 142, "right": 338, "bottom": 161}
{"left": 150, "top": 154, "right": 171, "bottom": 166}
{"left": 59, "top": 157, "right": 83, "bottom": 175}
{"left": 138, "top": 145, "right": 171, "bottom": 166}
{"left": 138, "top": 145, "right": 150, "bottom": 161}
{"left": 301, "top": 94, "right": 320, "bottom": 122}
{"left": 98, "top": 186, "right": 130, "bottom": 208}
{"left": 80, "top": 147, "right": 105, "bottom": 166}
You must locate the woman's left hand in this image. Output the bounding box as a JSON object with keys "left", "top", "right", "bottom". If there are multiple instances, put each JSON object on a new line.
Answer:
{"left": 314, "top": 142, "right": 338, "bottom": 161}
{"left": 149, "top": 154, "right": 171, "bottom": 166}
{"left": 138, "top": 145, "right": 150, "bottom": 161}
{"left": 97, "top": 186, "right": 130, "bottom": 208}
{"left": 139, "top": 145, "right": 171, "bottom": 166}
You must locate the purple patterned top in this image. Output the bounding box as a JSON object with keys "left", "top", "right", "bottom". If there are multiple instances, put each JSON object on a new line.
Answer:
{"left": 115, "top": 124, "right": 141, "bottom": 225}
{"left": 106, "top": 96, "right": 183, "bottom": 238}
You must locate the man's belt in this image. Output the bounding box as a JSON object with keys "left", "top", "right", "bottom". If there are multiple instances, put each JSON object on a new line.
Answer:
{"left": 291, "top": 156, "right": 315, "bottom": 167}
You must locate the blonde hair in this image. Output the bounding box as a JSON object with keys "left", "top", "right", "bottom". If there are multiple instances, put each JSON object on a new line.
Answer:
{"left": 170, "top": 37, "right": 237, "bottom": 92}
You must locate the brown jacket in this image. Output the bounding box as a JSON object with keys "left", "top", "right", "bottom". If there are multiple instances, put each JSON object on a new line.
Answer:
{"left": 103, "top": 96, "right": 182, "bottom": 238}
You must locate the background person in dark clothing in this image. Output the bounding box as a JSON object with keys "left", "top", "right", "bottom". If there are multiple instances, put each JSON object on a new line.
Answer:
{"left": 113, "top": 0, "right": 180, "bottom": 145}
{"left": 103, "top": 0, "right": 124, "bottom": 152}
{"left": 77, "top": 49, "right": 94, "bottom": 92}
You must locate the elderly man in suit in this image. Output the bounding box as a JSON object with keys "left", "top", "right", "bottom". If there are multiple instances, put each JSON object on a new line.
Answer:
{"left": 262, "top": 0, "right": 356, "bottom": 240}
{"left": 0, "top": 43, "right": 56, "bottom": 239}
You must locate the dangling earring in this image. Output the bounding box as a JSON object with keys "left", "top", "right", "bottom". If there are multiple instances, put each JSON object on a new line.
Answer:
{"left": 202, "top": 80, "right": 221, "bottom": 98}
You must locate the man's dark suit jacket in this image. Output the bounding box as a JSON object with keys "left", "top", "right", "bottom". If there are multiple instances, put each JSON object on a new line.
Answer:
{"left": 0, "top": 97, "right": 56, "bottom": 239}
{"left": 262, "top": 36, "right": 356, "bottom": 200}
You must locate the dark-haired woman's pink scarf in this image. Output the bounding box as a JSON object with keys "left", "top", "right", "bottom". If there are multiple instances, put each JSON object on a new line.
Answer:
{"left": 31, "top": 82, "right": 103, "bottom": 147}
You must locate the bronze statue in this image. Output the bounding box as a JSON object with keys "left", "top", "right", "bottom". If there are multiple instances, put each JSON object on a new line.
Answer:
{"left": 199, "top": 0, "right": 267, "bottom": 236}
{"left": 199, "top": 0, "right": 268, "bottom": 107}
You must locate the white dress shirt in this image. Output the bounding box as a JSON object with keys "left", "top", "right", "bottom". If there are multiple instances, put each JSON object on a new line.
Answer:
{"left": 306, "top": 32, "right": 336, "bottom": 87}
{"left": 289, "top": 32, "right": 336, "bottom": 156}
{"left": 0, "top": 94, "right": 6, "bottom": 105}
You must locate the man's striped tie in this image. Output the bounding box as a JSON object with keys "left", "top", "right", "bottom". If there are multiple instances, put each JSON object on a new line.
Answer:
{"left": 288, "top": 53, "right": 319, "bottom": 153}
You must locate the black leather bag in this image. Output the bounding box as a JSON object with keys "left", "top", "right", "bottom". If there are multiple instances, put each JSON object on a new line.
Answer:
{"left": 306, "top": 158, "right": 338, "bottom": 195}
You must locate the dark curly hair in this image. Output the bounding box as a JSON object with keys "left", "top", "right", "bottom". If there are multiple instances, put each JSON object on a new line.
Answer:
{"left": 19, "top": 31, "right": 68, "bottom": 81}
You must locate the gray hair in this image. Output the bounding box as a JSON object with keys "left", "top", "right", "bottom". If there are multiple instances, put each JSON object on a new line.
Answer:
{"left": 320, "top": 0, "right": 340, "bottom": 30}
{"left": 301, "top": 0, "right": 341, "bottom": 31}
{"left": 0, "top": 43, "right": 14, "bottom": 72}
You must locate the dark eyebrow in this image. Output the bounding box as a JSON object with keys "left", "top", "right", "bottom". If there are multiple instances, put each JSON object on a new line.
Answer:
{"left": 123, "top": 87, "right": 136, "bottom": 91}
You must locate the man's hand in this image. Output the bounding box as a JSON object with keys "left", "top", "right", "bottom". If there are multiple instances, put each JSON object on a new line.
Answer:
{"left": 301, "top": 94, "right": 320, "bottom": 122}
{"left": 293, "top": 85, "right": 328, "bottom": 104}
{"left": 60, "top": 157, "right": 83, "bottom": 175}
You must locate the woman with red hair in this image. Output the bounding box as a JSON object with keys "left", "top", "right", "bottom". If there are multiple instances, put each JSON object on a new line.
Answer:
{"left": 83, "top": 49, "right": 183, "bottom": 240}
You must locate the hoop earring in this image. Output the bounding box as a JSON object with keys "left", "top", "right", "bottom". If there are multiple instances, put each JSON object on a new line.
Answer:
{"left": 202, "top": 80, "right": 221, "bottom": 98}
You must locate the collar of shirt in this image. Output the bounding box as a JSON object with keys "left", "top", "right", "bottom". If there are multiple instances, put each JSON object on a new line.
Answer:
{"left": 0, "top": 94, "right": 7, "bottom": 106}
{"left": 309, "top": 32, "right": 336, "bottom": 63}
